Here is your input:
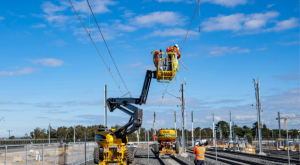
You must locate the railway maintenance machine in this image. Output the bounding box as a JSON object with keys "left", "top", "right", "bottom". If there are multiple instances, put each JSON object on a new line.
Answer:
{"left": 154, "top": 128, "right": 180, "bottom": 157}
{"left": 94, "top": 51, "right": 179, "bottom": 165}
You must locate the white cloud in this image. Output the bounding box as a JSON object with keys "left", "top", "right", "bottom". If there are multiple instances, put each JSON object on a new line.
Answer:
{"left": 130, "top": 62, "right": 142, "bottom": 67}
{"left": 264, "top": 17, "right": 298, "bottom": 32}
{"left": 208, "top": 46, "right": 250, "bottom": 57}
{"left": 257, "top": 47, "right": 267, "bottom": 50}
{"left": 0, "top": 68, "right": 36, "bottom": 76}
{"left": 31, "top": 58, "right": 64, "bottom": 67}
{"left": 156, "top": 0, "right": 184, "bottom": 2}
{"left": 121, "top": 10, "right": 135, "bottom": 17}
{"left": 202, "top": 13, "right": 245, "bottom": 32}
{"left": 31, "top": 24, "right": 47, "bottom": 28}
{"left": 73, "top": 27, "right": 122, "bottom": 41}
{"left": 202, "top": 11, "right": 298, "bottom": 34}
{"left": 264, "top": 88, "right": 300, "bottom": 110}
{"left": 202, "top": 0, "right": 247, "bottom": 7}
{"left": 71, "top": 0, "right": 117, "bottom": 14}
{"left": 116, "top": 24, "right": 137, "bottom": 32}
{"left": 267, "top": 4, "right": 275, "bottom": 8}
{"left": 0, "top": 16, "right": 4, "bottom": 20}
{"left": 146, "top": 28, "right": 199, "bottom": 37}
{"left": 42, "top": 1, "right": 67, "bottom": 15}
{"left": 130, "top": 11, "right": 186, "bottom": 27}
{"left": 277, "top": 41, "right": 299, "bottom": 46}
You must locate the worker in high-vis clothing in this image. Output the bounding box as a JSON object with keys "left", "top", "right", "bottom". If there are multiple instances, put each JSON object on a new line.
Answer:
{"left": 166, "top": 44, "right": 181, "bottom": 59}
{"left": 193, "top": 141, "right": 206, "bottom": 165}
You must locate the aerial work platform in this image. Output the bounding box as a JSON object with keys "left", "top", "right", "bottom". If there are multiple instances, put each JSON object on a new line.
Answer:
{"left": 152, "top": 51, "right": 179, "bottom": 83}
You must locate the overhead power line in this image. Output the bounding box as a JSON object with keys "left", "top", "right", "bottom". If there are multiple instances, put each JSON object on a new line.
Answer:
{"left": 69, "top": 0, "right": 123, "bottom": 95}
{"left": 180, "top": 0, "right": 201, "bottom": 53}
{"left": 86, "top": 0, "right": 130, "bottom": 94}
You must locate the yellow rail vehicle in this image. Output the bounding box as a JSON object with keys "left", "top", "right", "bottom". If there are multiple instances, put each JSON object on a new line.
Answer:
{"left": 94, "top": 128, "right": 134, "bottom": 165}
{"left": 154, "top": 128, "right": 179, "bottom": 157}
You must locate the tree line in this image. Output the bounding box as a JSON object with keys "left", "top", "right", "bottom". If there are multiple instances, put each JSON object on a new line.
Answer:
{"left": 20, "top": 121, "right": 299, "bottom": 141}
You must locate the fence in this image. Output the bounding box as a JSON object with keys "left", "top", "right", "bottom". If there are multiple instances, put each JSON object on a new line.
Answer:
{"left": 0, "top": 142, "right": 95, "bottom": 165}
{"left": 0, "top": 139, "right": 94, "bottom": 146}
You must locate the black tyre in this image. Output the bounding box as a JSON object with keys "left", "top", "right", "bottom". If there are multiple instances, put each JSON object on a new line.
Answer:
{"left": 175, "top": 142, "right": 180, "bottom": 154}
{"left": 155, "top": 144, "right": 159, "bottom": 154}
{"left": 126, "top": 147, "right": 134, "bottom": 163}
{"left": 94, "top": 147, "right": 99, "bottom": 164}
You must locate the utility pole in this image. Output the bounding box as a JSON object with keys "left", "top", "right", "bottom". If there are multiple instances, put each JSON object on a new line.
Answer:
{"left": 229, "top": 111, "right": 232, "bottom": 141}
{"left": 7, "top": 130, "right": 13, "bottom": 138}
{"left": 153, "top": 111, "right": 156, "bottom": 136}
{"left": 232, "top": 121, "right": 235, "bottom": 139}
{"left": 174, "top": 111, "right": 177, "bottom": 137}
{"left": 219, "top": 124, "right": 222, "bottom": 139}
{"left": 253, "top": 78, "right": 265, "bottom": 155}
{"left": 181, "top": 79, "right": 186, "bottom": 153}
{"left": 48, "top": 123, "right": 51, "bottom": 144}
{"left": 278, "top": 112, "right": 282, "bottom": 147}
{"left": 137, "top": 128, "right": 140, "bottom": 145}
{"left": 212, "top": 110, "right": 215, "bottom": 147}
{"left": 104, "top": 84, "right": 107, "bottom": 128}
{"left": 73, "top": 125, "right": 76, "bottom": 144}
{"left": 191, "top": 111, "right": 194, "bottom": 146}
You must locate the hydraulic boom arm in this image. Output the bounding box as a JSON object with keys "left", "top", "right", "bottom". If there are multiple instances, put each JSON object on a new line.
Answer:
{"left": 106, "top": 70, "right": 156, "bottom": 138}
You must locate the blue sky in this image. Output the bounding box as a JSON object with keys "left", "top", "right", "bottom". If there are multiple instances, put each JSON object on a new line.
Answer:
{"left": 0, "top": 0, "right": 299, "bottom": 137}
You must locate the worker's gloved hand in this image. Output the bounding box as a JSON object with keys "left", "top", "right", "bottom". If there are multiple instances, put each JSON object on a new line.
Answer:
{"left": 177, "top": 56, "right": 180, "bottom": 59}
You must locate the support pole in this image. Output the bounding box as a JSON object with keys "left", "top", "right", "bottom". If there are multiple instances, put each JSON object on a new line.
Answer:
{"left": 148, "top": 130, "right": 149, "bottom": 165}
{"left": 181, "top": 81, "right": 186, "bottom": 153}
{"left": 287, "top": 129, "right": 290, "bottom": 165}
{"left": 278, "top": 112, "right": 282, "bottom": 147}
{"left": 229, "top": 111, "right": 232, "bottom": 141}
{"left": 49, "top": 124, "right": 50, "bottom": 145}
{"left": 232, "top": 121, "right": 235, "bottom": 140}
{"left": 85, "top": 132, "right": 86, "bottom": 165}
{"left": 212, "top": 110, "right": 215, "bottom": 147}
{"left": 191, "top": 111, "right": 194, "bottom": 146}
{"left": 174, "top": 111, "right": 177, "bottom": 137}
{"left": 253, "top": 78, "right": 264, "bottom": 155}
{"left": 153, "top": 111, "right": 156, "bottom": 136}
{"left": 74, "top": 125, "right": 75, "bottom": 144}
{"left": 104, "top": 84, "right": 107, "bottom": 128}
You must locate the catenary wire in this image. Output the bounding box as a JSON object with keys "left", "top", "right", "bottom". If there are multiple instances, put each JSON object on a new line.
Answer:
{"left": 69, "top": 0, "right": 123, "bottom": 95}
{"left": 180, "top": 0, "right": 201, "bottom": 53}
{"left": 86, "top": 0, "right": 130, "bottom": 94}
{"left": 157, "top": 83, "right": 170, "bottom": 111}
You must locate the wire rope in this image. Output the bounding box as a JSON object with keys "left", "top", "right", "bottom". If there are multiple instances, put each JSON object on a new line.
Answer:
{"left": 86, "top": 0, "right": 130, "bottom": 94}
{"left": 69, "top": 0, "right": 123, "bottom": 95}
{"left": 180, "top": 0, "right": 201, "bottom": 53}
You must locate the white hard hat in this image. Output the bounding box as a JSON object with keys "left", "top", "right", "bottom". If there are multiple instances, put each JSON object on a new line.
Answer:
{"left": 174, "top": 44, "right": 179, "bottom": 48}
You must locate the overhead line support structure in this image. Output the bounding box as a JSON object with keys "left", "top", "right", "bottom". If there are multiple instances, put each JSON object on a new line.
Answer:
{"left": 253, "top": 78, "right": 264, "bottom": 155}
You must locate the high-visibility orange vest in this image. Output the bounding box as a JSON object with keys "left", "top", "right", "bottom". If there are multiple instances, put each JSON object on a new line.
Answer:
{"left": 193, "top": 146, "right": 205, "bottom": 160}
{"left": 166, "top": 46, "right": 181, "bottom": 59}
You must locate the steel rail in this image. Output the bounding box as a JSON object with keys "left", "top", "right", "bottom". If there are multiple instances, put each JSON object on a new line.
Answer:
{"left": 205, "top": 148, "right": 300, "bottom": 164}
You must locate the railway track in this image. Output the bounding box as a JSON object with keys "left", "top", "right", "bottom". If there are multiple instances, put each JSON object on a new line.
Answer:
{"left": 205, "top": 148, "right": 300, "bottom": 164}
{"left": 151, "top": 148, "right": 190, "bottom": 165}
{"left": 186, "top": 149, "right": 262, "bottom": 165}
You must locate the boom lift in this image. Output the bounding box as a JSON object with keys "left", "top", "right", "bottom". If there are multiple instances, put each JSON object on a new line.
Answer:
{"left": 94, "top": 51, "right": 179, "bottom": 165}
